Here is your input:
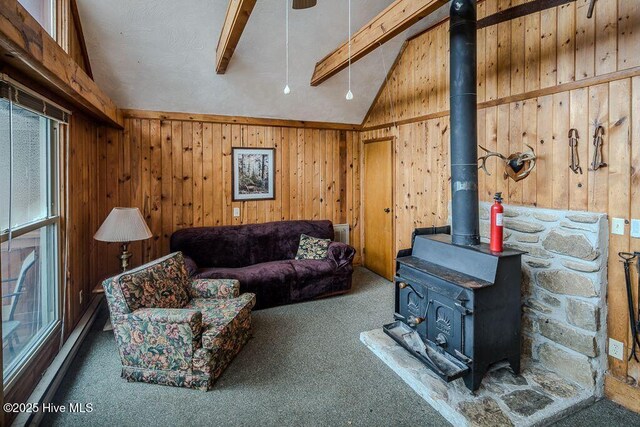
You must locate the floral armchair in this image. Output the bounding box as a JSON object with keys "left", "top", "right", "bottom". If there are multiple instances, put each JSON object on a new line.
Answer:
{"left": 102, "top": 252, "right": 255, "bottom": 390}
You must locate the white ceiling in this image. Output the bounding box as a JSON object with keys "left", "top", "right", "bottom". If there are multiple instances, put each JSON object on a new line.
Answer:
{"left": 78, "top": 0, "right": 449, "bottom": 124}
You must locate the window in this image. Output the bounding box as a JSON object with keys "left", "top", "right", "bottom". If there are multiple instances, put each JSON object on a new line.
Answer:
{"left": 18, "top": 0, "right": 56, "bottom": 39}
{"left": 0, "top": 94, "right": 60, "bottom": 388}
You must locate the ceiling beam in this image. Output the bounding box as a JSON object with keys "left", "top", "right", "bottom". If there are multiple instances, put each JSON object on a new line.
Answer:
{"left": 0, "top": 0, "right": 122, "bottom": 127}
{"left": 215, "top": 0, "right": 257, "bottom": 74}
{"left": 310, "top": 0, "right": 448, "bottom": 86}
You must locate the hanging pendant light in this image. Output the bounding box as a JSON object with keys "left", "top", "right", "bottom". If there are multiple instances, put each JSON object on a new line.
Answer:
{"left": 346, "top": 0, "right": 353, "bottom": 101}
{"left": 284, "top": 0, "right": 291, "bottom": 95}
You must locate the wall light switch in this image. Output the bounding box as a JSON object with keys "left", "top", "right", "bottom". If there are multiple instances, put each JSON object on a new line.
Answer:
{"left": 609, "top": 338, "right": 624, "bottom": 360}
{"left": 631, "top": 219, "right": 640, "bottom": 239}
{"left": 612, "top": 218, "right": 625, "bottom": 235}
{"left": 233, "top": 207, "right": 240, "bottom": 217}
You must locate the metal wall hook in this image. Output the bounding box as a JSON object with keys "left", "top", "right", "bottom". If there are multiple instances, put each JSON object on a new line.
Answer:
{"left": 587, "top": 0, "right": 597, "bottom": 19}
{"left": 590, "top": 125, "right": 607, "bottom": 171}
{"left": 568, "top": 128, "right": 582, "bottom": 174}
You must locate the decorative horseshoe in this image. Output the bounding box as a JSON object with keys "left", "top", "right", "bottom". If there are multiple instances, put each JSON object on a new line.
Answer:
{"left": 568, "top": 128, "right": 582, "bottom": 174}
{"left": 590, "top": 125, "right": 607, "bottom": 171}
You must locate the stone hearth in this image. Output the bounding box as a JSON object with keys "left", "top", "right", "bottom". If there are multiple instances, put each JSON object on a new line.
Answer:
{"left": 361, "top": 330, "right": 594, "bottom": 427}
{"left": 363, "top": 204, "right": 608, "bottom": 425}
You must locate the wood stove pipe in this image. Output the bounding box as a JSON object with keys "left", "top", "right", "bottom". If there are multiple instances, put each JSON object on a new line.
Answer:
{"left": 449, "top": 0, "right": 480, "bottom": 246}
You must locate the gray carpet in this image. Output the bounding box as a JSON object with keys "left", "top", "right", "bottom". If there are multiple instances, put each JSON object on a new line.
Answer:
{"left": 45, "top": 268, "right": 640, "bottom": 426}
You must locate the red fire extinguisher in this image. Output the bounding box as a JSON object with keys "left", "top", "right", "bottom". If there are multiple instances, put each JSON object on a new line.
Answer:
{"left": 490, "top": 192, "right": 504, "bottom": 253}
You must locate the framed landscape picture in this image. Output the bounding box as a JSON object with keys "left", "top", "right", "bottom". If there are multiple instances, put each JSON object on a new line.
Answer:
{"left": 232, "top": 147, "right": 275, "bottom": 201}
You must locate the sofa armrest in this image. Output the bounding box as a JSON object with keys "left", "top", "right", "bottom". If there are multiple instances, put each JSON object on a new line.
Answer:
{"left": 110, "top": 308, "right": 203, "bottom": 371}
{"left": 183, "top": 255, "right": 199, "bottom": 276}
{"left": 327, "top": 242, "right": 356, "bottom": 269}
{"left": 190, "top": 279, "right": 240, "bottom": 299}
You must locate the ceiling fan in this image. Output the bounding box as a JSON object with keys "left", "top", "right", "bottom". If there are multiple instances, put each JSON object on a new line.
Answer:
{"left": 292, "top": 0, "right": 317, "bottom": 9}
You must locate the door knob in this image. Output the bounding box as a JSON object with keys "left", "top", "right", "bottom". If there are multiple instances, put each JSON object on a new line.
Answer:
{"left": 384, "top": 208, "right": 391, "bottom": 213}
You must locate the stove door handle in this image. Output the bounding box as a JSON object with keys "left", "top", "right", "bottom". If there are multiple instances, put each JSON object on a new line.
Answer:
{"left": 396, "top": 280, "right": 424, "bottom": 299}
{"left": 408, "top": 316, "right": 425, "bottom": 327}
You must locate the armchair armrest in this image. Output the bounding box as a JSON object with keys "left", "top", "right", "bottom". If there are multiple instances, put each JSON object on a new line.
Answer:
{"left": 183, "top": 255, "right": 199, "bottom": 276}
{"left": 110, "top": 308, "right": 203, "bottom": 371}
{"left": 120, "top": 308, "right": 203, "bottom": 338}
{"left": 190, "top": 279, "right": 240, "bottom": 299}
{"left": 327, "top": 242, "right": 356, "bottom": 269}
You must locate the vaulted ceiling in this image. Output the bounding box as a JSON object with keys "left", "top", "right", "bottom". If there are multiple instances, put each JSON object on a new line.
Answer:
{"left": 77, "top": 0, "right": 449, "bottom": 124}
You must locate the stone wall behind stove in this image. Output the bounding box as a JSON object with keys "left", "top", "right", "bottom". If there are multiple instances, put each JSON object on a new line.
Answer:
{"left": 477, "top": 202, "right": 608, "bottom": 396}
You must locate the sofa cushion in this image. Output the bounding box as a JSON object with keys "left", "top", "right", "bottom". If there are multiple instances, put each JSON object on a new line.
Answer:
{"left": 194, "top": 260, "right": 298, "bottom": 310}
{"left": 186, "top": 293, "right": 255, "bottom": 351}
{"left": 118, "top": 252, "right": 191, "bottom": 311}
{"left": 295, "top": 234, "right": 331, "bottom": 260}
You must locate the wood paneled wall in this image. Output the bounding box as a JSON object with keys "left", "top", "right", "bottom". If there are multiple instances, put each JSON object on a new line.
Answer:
{"left": 364, "top": 0, "right": 640, "bottom": 129}
{"left": 64, "top": 112, "right": 100, "bottom": 331}
{"left": 92, "top": 116, "right": 362, "bottom": 282}
{"left": 360, "top": 0, "right": 640, "bottom": 404}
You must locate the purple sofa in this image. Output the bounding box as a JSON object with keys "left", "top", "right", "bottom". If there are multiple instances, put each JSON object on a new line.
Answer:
{"left": 170, "top": 220, "right": 356, "bottom": 310}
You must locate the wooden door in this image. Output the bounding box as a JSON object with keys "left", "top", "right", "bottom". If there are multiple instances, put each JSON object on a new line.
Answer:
{"left": 363, "top": 138, "right": 394, "bottom": 280}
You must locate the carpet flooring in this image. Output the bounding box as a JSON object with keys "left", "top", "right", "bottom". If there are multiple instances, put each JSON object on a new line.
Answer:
{"left": 45, "top": 268, "right": 640, "bottom": 426}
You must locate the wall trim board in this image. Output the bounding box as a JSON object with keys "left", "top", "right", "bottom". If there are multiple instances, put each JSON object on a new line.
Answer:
{"left": 362, "top": 135, "right": 398, "bottom": 144}
{"left": 362, "top": 66, "right": 640, "bottom": 131}
{"left": 604, "top": 374, "right": 640, "bottom": 414}
{"left": 120, "top": 109, "right": 362, "bottom": 131}
{"left": 0, "top": 0, "right": 122, "bottom": 128}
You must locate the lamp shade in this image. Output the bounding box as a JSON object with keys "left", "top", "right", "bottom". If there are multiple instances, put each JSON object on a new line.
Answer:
{"left": 94, "top": 207, "right": 152, "bottom": 243}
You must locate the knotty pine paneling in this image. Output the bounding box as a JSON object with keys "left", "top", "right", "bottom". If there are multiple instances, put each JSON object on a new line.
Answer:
{"left": 93, "top": 118, "right": 362, "bottom": 283}
{"left": 359, "top": 0, "right": 640, "bottom": 407}
{"left": 363, "top": 0, "right": 640, "bottom": 129}
{"left": 64, "top": 112, "right": 101, "bottom": 334}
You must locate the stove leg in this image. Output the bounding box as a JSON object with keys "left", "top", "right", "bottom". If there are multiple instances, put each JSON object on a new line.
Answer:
{"left": 508, "top": 355, "right": 521, "bottom": 375}
{"left": 464, "top": 369, "right": 485, "bottom": 392}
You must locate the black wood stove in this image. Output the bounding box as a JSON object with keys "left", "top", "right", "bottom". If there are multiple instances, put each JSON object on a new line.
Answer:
{"left": 382, "top": 0, "right": 524, "bottom": 392}
{"left": 383, "top": 228, "right": 523, "bottom": 391}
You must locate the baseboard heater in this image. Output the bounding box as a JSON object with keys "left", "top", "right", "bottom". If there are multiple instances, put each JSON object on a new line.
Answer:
{"left": 333, "top": 223, "right": 350, "bottom": 245}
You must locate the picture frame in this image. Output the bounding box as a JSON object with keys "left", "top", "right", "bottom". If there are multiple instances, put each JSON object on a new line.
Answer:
{"left": 232, "top": 147, "right": 275, "bottom": 201}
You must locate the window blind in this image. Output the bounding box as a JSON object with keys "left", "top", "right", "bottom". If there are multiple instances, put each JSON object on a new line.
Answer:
{"left": 0, "top": 80, "right": 69, "bottom": 123}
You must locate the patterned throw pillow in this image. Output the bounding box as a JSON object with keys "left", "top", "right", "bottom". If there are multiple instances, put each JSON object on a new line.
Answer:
{"left": 295, "top": 234, "right": 331, "bottom": 260}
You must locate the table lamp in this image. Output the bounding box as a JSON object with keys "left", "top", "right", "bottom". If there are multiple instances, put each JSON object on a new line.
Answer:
{"left": 94, "top": 207, "right": 152, "bottom": 272}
